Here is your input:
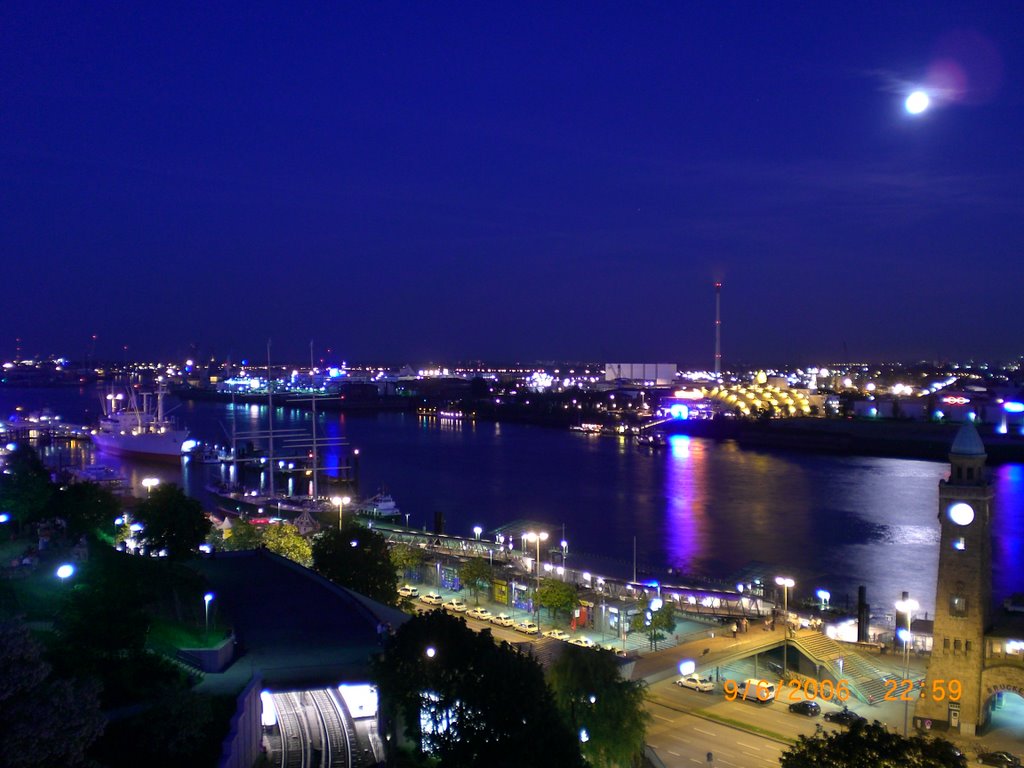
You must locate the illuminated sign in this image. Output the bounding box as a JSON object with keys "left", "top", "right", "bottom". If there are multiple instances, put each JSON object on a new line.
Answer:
{"left": 1004, "top": 402, "right": 1024, "bottom": 414}
{"left": 942, "top": 396, "right": 970, "bottom": 405}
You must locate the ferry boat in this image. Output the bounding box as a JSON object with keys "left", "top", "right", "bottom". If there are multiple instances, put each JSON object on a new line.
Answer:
{"left": 90, "top": 385, "right": 188, "bottom": 462}
{"left": 350, "top": 492, "right": 402, "bottom": 520}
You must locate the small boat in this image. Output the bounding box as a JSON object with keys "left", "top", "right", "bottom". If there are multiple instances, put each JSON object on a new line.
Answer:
{"left": 351, "top": 492, "right": 402, "bottom": 520}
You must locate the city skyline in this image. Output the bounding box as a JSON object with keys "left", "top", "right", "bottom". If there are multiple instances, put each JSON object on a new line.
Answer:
{"left": 3, "top": 3, "right": 1023, "bottom": 363}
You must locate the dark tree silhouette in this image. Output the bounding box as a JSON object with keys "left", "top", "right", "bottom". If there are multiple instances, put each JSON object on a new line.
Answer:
{"left": 47, "top": 481, "right": 120, "bottom": 541}
{"left": 780, "top": 719, "right": 966, "bottom": 767}
{"left": 373, "top": 611, "right": 585, "bottom": 768}
{"left": 312, "top": 522, "right": 398, "bottom": 604}
{"left": 0, "top": 443, "right": 53, "bottom": 529}
{"left": 132, "top": 484, "right": 210, "bottom": 559}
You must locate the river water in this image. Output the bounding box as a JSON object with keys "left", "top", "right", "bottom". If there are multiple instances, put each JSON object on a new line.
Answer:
{"left": 4, "top": 385, "right": 1023, "bottom": 617}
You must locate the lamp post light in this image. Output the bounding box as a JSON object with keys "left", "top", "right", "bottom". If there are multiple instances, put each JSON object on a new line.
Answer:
{"left": 895, "top": 597, "right": 919, "bottom": 735}
{"left": 561, "top": 538, "right": 568, "bottom": 568}
{"left": 332, "top": 495, "right": 351, "bottom": 530}
{"left": 526, "top": 531, "right": 548, "bottom": 623}
{"left": 204, "top": 592, "right": 215, "bottom": 635}
{"left": 141, "top": 477, "right": 159, "bottom": 495}
{"left": 816, "top": 589, "right": 831, "bottom": 611}
{"left": 473, "top": 525, "right": 482, "bottom": 540}
{"left": 56, "top": 563, "right": 75, "bottom": 585}
{"left": 775, "top": 576, "right": 795, "bottom": 676}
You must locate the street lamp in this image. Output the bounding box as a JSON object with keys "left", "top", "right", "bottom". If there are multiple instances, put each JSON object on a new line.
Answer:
{"left": 204, "top": 592, "right": 215, "bottom": 635}
{"left": 775, "top": 576, "right": 795, "bottom": 677}
{"left": 141, "top": 477, "right": 159, "bottom": 495}
{"left": 895, "top": 596, "right": 919, "bottom": 735}
{"left": 526, "top": 531, "right": 548, "bottom": 623}
{"left": 56, "top": 563, "right": 75, "bottom": 585}
{"left": 816, "top": 589, "right": 831, "bottom": 611}
{"left": 332, "top": 495, "right": 351, "bottom": 530}
{"left": 473, "top": 525, "right": 482, "bottom": 540}
{"left": 561, "top": 539, "right": 568, "bottom": 569}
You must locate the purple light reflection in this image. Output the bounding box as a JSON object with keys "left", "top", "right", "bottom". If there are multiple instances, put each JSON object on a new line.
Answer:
{"left": 663, "top": 435, "right": 702, "bottom": 573}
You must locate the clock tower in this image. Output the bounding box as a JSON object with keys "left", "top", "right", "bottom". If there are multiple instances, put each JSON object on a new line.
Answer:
{"left": 914, "top": 422, "right": 993, "bottom": 735}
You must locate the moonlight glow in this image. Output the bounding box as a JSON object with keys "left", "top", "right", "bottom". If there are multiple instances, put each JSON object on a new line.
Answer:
{"left": 905, "top": 90, "right": 930, "bottom": 114}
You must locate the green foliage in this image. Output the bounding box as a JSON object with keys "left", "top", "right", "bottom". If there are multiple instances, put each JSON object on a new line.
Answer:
{"left": 458, "top": 557, "right": 492, "bottom": 604}
{"left": 373, "top": 610, "right": 585, "bottom": 768}
{"left": 548, "top": 644, "right": 649, "bottom": 768}
{"left": 390, "top": 542, "right": 426, "bottom": 573}
{"left": 0, "top": 617, "right": 106, "bottom": 768}
{"left": 629, "top": 600, "right": 676, "bottom": 650}
{"left": 780, "top": 720, "right": 967, "bottom": 768}
{"left": 536, "top": 577, "right": 578, "bottom": 621}
{"left": 132, "top": 484, "right": 210, "bottom": 559}
{"left": 218, "top": 517, "right": 262, "bottom": 551}
{"left": 312, "top": 522, "right": 398, "bottom": 604}
{"left": 261, "top": 522, "right": 312, "bottom": 566}
{"left": 0, "top": 443, "right": 54, "bottom": 528}
{"left": 47, "top": 481, "right": 121, "bottom": 541}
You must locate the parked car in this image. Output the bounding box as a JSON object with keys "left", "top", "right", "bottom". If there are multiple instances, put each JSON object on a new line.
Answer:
{"left": 443, "top": 597, "right": 468, "bottom": 612}
{"left": 419, "top": 592, "right": 444, "bottom": 606}
{"left": 600, "top": 643, "right": 629, "bottom": 657}
{"left": 977, "top": 752, "right": 1020, "bottom": 767}
{"left": 823, "top": 707, "right": 866, "bottom": 726}
{"left": 542, "top": 629, "right": 570, "bottom": 640}
{"left": 514, "top": 621, "right": 539, "bottom": 635}
{"left": 675, "top": 674, "right": 714, "bottom": 693}
{"left": 398, "top": 585, "right": 419, "bottom": 598}
{"left": 466, "top": 607, "right": 493, "bottom": 621}
{"left": 568, "top": 637, "right": 596, "bottom": 648}
{"left": 788, "top": 701, "right": 821, "bottom": 717}
{"left": 490, "top": 612, "right": 515, "bottom": 627}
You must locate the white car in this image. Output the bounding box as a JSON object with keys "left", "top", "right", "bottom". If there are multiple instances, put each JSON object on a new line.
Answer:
{"left": 676, "top": 674, "right": 714, "bottom": 693}
{"left": 419, "top": 592, "right": 444, "bottom": 606}
{"left": 398, "top": 585, "right": 419, "bottom": 598}
{"left": 466, "top": 607, "right": 493, "bottom": 621}
{"left": 568, "top": 637, "right": 596, "bottom": 648}
{"left": 490, "top": 613, "right": 515, "bottom": 627}
{"left": 601, "top": 643, "right": 629, "bottom": 657}
{"left": 443, "top": 597, "right": 468, "bottom": 612}
{"left": 514, "top": 621, "right": 539, "bottom": 635}
{"left": 542, "top": 629, "right": 570, "bottom": 641}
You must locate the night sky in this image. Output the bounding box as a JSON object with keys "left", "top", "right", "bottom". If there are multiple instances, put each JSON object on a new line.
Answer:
{"left": 3, "top": 3, "right": 1022, "bottom": 365}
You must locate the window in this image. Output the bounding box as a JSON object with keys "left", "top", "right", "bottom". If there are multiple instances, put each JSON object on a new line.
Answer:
{"left": 954, "top": 639, "right": 962, "bottom": 652}
{"left": 965, "top": 641, "right": 972, "bottom": 652}
{"left": 943, "top": 638, "right": 950, "bottom": 652}
{"left": 950, "top": 595, "right": 968, "bottom": 617}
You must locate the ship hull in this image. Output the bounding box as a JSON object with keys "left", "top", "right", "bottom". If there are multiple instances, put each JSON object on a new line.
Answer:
{"left": 91, "top": 431, "right": 187, "bottom": 462}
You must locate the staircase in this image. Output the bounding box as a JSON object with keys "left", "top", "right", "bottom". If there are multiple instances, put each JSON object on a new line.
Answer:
{"left": 790, "top": 631, "right": 896, "bottom": 705}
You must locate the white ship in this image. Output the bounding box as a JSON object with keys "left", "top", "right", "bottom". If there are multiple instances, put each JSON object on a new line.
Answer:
{"left": 90, "top": 385, "right": 188, "bottom": 462}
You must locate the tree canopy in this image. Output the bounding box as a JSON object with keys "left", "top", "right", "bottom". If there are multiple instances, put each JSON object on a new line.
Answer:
{"left": 630, "top": 599, "right": 676, "bottom": 650}
{"left": 390, "top": 542, "right": 426, "bottom": 573}
{"left": 132, "top": 484, "right": 210, "bottom": 559}
{"left": 47, "top": 481, "right": 121, "bottom": 541}
{"left": 537, "top": 577, "right": 578, "bottom": 622}
{"left": 458, "top": 557, "right": 492, "bottom": 604}
{"left": 261, "top": 521, "right": 313, "bottom": 567}
{"left": 0, "top": 443, "right": 53, "bottom": 528}
{"left": 373, "top": 610, "right": 585, "bottom": 768}
{"left": 0, "top": 617, "right": 106, "bottom": 768}
{"left": 780, "top": 720, "right": 967, "bottom": 768}
{"left": 215, "top": 517, "right": 262, "bottom": 551}
{"left": 547, "top": 644, "right": 649, "bottom": 768}
{"left": 312, "top": 522, "right": 398, "bottom": 604}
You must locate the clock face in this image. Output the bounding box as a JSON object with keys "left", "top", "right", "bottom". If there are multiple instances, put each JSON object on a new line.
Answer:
{"left": 948, "top": 502, "right": 975, "bottom": 526}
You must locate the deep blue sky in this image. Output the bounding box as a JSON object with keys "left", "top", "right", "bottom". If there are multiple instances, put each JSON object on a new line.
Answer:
{"left": 3, "top": 2, "right": 1022, "bottom": 365}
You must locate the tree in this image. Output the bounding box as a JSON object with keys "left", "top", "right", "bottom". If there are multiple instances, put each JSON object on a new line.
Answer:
{"left": 0, "top": 443, "right": 53, "bottom": 529}
{"left": 0, "top": 617, "right": 106, "bottom": 768}
{"left": 548, "top": 644, "right": 649, "bottom": 768}
{"left": 390, "top": 542, "right": 426, "bottom": 575}
{"left": 312, "top": 522, "right": 398, "bottom": 604}
{"left": 47, "top": 481, "right": 120, "bottom": 541}
{"left": 458, "top": 557, "right": 492, "bottom": 604}
{"left": 780, "top": 720, "right": 966, "bottom": 768}
{"left": 261, "top": 522, "right": 312, "bottom": 566}
{"left": 373, "top": 610, "right": 585, "bottom": 768}
{"left": 629, "top": 601, "right": 676, "bottom": 651}
{"left": 132, "top": 484, "right": 209, "bottom": 559}
{"left": 215, "top": 517, "right": 262, "bottom": 551}
{"left": 537, "top": 578, "right": 578, "bottom": 622}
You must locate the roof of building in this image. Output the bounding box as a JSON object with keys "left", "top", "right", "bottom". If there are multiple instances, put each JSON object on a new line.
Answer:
{"left": 190, "top": 549, "right": 408, "bottom": 690}
{"left": 950, "top": 421, "right": 986, "bottom": 457}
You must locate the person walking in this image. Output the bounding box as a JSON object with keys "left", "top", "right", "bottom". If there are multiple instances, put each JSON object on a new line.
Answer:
{"left": 731, "top": 622, "right": 738, "bottom": 638}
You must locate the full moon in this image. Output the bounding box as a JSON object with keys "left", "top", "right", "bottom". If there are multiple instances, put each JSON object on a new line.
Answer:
{"left": 905, "top": 90, "right": 930, "bottom": 114}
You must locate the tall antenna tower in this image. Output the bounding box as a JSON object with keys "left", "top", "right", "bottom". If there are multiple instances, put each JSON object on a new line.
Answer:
{"left": 714, "top": 282, "right": 722, "bottom": 378}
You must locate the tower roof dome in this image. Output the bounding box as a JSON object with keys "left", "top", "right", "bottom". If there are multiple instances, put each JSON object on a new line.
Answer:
{"left": 950, "top": 421, "right": 986, "bottom": 457}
